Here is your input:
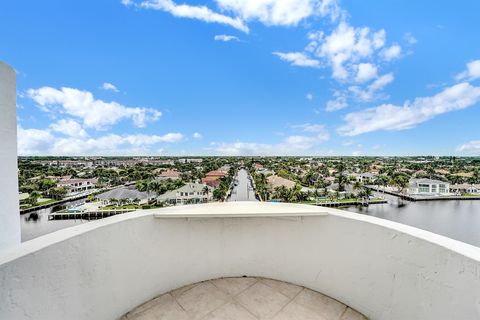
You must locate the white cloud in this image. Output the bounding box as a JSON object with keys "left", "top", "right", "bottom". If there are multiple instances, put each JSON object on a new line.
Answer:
{"left": 101, "top": 82, "right": 119, "bottom": 92}
{"left": 325, "top": 95, "right": 347, "bottom": 112}
{"left": 292, "top": 123, "right": 329, "bottom": 136}
{"left": 349, "top": 72, "right": 394, "bottom": 101}
{"left": 457, "top": 140, "right": 480, "bottom": 154}
{"left": 355, "top": 63, "right": 378, "bottom": 83}
{"left": 215, "top": 134, "right": 329, "bottom": 156}
{"left": 214, "top": 34, "right": 239, "bottom": 42}
{"left": 456, "top": 60, "right": 480, "bottom": 81}
{"left": 273, "top": 52, "right": 320, "bottom": 68}
{"left": 27, "top": 86, "right": 162, "bottom": 130}
{"left": 214, "top": 124, "right": 330, "bottom": 155}
{"left": 404, "top": 32, "right": 417, "bottom": 45}
{"left": 380, "top": 44, "right": 402, "bottom": 61}
{"left": 216, "top": 0, "right": 340, "bottom": 26}
{"left": 49, "top": 119, "right": 88, "bottom": 138}
{"left": 17, "top": 125, "right": 183, "bottom": 155}
{"left": 139, "top": 0, "right": 249, "bottom": 33}
{"left": 308, "top": 21, "right": 387, "bottom": 81}
{"left": 193, "top": 132, "right": 203, "bottom": 139}
{"left": 306, "top": 93, "right": 313, "bottom": 100}
{"left": 338, "top": 82, "right": 480, "bottom": 136}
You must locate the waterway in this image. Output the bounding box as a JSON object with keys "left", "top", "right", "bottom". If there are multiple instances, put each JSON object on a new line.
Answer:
{"left": 346, "top": 192, "right": 480, "bottom": 248}
{"left": 21, "top": 199, "right": 86, "bottom": 242}
{"left": 22, "top": 190, "right": 480, "bottom": 249}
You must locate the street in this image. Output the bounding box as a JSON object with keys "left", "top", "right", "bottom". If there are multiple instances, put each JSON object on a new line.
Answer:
{"left": 228, "top": 168, "right": 257, "bottom": 201}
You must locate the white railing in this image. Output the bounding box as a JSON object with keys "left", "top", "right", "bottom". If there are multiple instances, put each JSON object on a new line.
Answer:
{"left": 0, "top": 202, "right": 479, "bottom": 320}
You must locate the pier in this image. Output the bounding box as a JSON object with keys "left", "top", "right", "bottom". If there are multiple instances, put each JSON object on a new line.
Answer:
{"left": 48, "top": 209, "right": 135, "bottom": 221}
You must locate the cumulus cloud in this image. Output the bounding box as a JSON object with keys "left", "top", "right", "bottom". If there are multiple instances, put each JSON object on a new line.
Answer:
{"left": 216, "top": 0, "right": 340, "bottom": 26}
{"left": 325, "top": 95, "right": 348, "bottom": 111}
{"left": 455, "top": 60, "right": 480, "bottom": 81}
{"left": 214, "top": 124, "right": 329, "bottom": 156}
{"left": 355, "top": 63, "right": 378, "bottom": 83}
{"left": 101, "top": 82, "right": 119, "bottom": 92}
{"left": 137, "top": 0, "right": 249, "bottom": 32}
{"left": 307, "top": 21, "right": 387, "bottom": 81}
{"left": 457, "top": 140, "right": 480, "bottom": 154}
{"left": 273, "top": 52, "right": 320, "bottom": 68}
{"left": 17, "top": 125, "right": 183, "bottom": 156}
{"left": 305, "top": 93, "right": 313, "bottom": 100}
{"left": 214, "top": 34, "right": 239, "bottom": 42}
{"left": 380, "top": 44, "right": 402, "bottom": 61}
{"left": 349, "top": 72, "right": 394, "bottom": 101}
{"left": 27, "top": 86, "right": 162, "bottom": 130}
{"left": 49, "top": 119, "right": 88, "bottom": 138}
{"left": 404, "top": 32, "right": 417, "bottom": 45}
{"left": 338, "top": 82, "right": 480, "bottom": 136}
{"left": 130, "top": 0, "right": 342, "bottom": 32}
{"left": 193, "top": 132, "right": 203, "bottom": 139}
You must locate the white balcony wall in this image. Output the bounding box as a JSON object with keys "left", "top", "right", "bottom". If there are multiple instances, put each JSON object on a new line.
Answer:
{"left": 0, "top": 203, "right": 479, "bottom": 320}
{"left": 0, "top": 62, "right": 20, "bottom": 250}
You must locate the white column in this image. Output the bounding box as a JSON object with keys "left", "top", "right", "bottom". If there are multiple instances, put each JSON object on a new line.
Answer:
{"left": 0, "top": 61, "right": 20, "bottom": 250}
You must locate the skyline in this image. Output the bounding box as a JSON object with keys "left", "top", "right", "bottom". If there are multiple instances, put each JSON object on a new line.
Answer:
{"left": 2, "top": 0, "right": 480, "bottom": 156}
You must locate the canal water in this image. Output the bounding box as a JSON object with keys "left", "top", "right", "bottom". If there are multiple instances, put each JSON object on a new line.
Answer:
{"left": 345, "top": 193, "right": 480, "bottom": 248}
{"left": 21, "top": 199, "right": 86, "bottom": 242}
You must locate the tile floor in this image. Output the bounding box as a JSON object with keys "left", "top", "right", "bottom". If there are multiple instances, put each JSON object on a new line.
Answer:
{"left": 121, "top": 277, "right": 367, "bottom": 320}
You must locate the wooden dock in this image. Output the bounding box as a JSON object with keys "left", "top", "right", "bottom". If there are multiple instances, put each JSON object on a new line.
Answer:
{"left": 48, "top": 209, "right": 135, "bottom": 221}
{"left": 313, "top": 199, "right": 388, "bottom": 207}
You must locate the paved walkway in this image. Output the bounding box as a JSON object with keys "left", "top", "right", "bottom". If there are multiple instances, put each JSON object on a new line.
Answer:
{"left": 229, "top": 169, "right": 257, "bottom": 202}
{"left": 122, "top": 277, "right": 367, "bottom": 320}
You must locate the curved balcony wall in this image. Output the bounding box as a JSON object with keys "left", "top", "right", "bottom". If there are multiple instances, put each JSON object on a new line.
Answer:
{"left": 1, "top": 202, "right": 479, "bottom": 319}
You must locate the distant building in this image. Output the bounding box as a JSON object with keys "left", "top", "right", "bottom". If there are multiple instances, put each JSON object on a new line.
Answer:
{"left": 353, "top": 172, "right": 377, "bottom": 184}
{"left": 408, "top": 179, "right": 450, "bottom": 195}
{"left": 201, "top": 170, "right": 227, "bottom": 188}
{"left": 267, "top": 175, "right": 296, "bottom": 189}
{"left": 57, "top": 178, "right": 97, "bottom": 195}
{"left": 157, "top": 183, "right": 211, "bottom": 205}
{"left": 156, "top": 169, "right": 181, "bottom": 181}
{"left": 178, "top": 158, "right": 203, "bottom": 163}
{"left": 450, "top": 184, "right": 480, "bottom": 194}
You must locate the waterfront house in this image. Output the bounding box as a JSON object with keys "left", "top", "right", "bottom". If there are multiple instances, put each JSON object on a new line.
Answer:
{"left": 201, "top": 170, "right": 227, "bottom": 188}
{"left": 408, "top": 178, "right": 450, "bottom": 195}
{"left": 156, "top": 183, "right": 211, "bottom": 205}
{"left": 267, "top": 175, "right": 296, "bottom": 189}
{"left": 57, "top": 178, "right": 98, "bottom": 195}
{"left": 450, "top": 184, "right": 480, "bottom": 195}
{"left": 96, "top": 187, "right": 150, "bottom": 205}
{"left": 352, "top": 172, "right": 377, "bottom": 184}
{"left": 155, "top": 169, "right": 181, "bottom": 181}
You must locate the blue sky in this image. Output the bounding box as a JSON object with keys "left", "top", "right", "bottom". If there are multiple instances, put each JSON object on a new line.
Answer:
{"left": 1, "top": 0, "right": 480, "bottom": 156}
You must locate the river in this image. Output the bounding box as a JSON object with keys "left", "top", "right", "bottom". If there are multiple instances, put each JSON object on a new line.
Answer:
{"left": 345, "top": 193, "right": 480, "bottom": 248}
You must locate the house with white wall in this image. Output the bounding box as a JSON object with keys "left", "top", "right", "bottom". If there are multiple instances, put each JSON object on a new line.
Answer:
{"left": 408, "top": 178, "right": 450, "bottom": 195}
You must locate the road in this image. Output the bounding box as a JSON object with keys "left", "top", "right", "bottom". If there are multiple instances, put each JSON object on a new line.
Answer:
{"left": 228, "top": 169, "right": 257, "bottom": 201}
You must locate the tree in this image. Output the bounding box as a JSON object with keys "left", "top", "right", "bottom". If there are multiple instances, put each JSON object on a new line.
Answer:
{"left": 27, "top": 191, "right": 41, "bottom": 206}
{"left": 49, "top": 187, "right": 68, "bottom": 200}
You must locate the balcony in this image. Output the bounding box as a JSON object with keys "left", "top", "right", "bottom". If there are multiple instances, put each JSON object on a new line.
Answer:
{"left": 1, "top": 202, "right": 479, "bottom": 319}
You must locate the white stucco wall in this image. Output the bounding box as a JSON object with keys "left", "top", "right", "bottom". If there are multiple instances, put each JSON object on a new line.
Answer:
{"left": 0, "top": 202, "right": 479, "bottom": 320}
{"left": 0, "top": 61, "right": 20, "bottom": 251}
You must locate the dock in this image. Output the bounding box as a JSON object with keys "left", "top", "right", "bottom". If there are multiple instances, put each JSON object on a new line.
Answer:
{"left": 313, "top": 199, "right": 388, "bottom": 207}
{"left": 48, "top": 209, "right": 135, "bottom": 221}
